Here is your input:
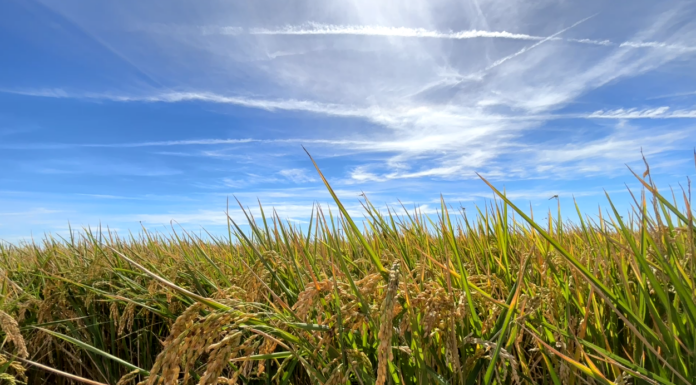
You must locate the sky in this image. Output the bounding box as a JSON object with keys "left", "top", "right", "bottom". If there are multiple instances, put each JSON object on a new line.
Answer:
{"left": 1, "top": 0, "right": 696, "bottom": 243}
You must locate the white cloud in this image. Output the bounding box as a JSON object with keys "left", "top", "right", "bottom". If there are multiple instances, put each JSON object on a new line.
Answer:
{"left": 248, "top": 22, "right": 696, "bottom": 52}
{"left": 619, "top": 41, "right": 696, "bottom": 52}
{"left": 278, "top": 168, "right": 316, "bottom": 183}
{"left": 587, "top": 107, "right": 696, "bottom": 119}
{"left": 140, "top": 21, "right": 692, "bottom": 52}
{"left": 350, "top": 166, "right": 386, "bottom": 183}
{"left": 23, "top": 159, "right": 182, "bottom": 177}
{"left": 131, "top": 202, "right": 365, "bottom": 226}
{"left": 647, "top": 91, "right": 696, "bottom": 100}
{"left": 2, "top": 89, "right": 370, "bottom": 118}
{"left": 6, "top": 88, "right": 696, "bottom": 181}
{"left": 250, "top": 23, "right": 545, "bottom": 40}
{"left": 0, "top": 208, "right": 63, "bottom": 216}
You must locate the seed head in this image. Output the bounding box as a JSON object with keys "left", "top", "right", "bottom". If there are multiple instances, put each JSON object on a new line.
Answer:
{"left": 0, "top": 311, "right": 28, "bottom": 358}
{"left": 376, "top": 261, "right": 400, "bottom": 385}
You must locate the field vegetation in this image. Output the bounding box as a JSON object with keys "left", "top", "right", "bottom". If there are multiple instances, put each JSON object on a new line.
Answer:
{"left": 1, "top": 155, "right": 696, "bottom": 385}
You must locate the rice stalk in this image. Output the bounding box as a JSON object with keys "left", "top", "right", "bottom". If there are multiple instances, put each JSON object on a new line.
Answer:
{"left": 0, "top": 155, "right": 694, "bottom": 384}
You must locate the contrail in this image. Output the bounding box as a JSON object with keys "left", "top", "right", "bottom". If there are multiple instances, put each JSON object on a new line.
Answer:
{"left": 482, "top": 14, "right": 598, "bottom": 72}
{"left": 619, "top": 41, "right": 696, "bottom": 52}
{"left": 246, "top": 22, "right": 694, "bottom": 52}
{"left": 248, "top": 22, "right": 614, "bottom": 47}
{"left": 250, "top": 23, "right": 545, "bottom": 41}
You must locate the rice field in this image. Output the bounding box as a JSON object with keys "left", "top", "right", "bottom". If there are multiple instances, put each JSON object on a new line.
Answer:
{"left": 1, "top": 157, "right": 695, "bottom": 385}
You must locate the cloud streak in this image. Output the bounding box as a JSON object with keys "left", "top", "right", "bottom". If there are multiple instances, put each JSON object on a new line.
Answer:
{"left": 587, "top": 107, "right": 696, "bottom": 119}
{"left": 137, "top": 21, "right": 693, "bottom": 52}
{"left": 5, "top": 89, "right": 696, "bottom": 129}
{"left": 242, "top": 22, "right": 687, "bottom": 51}
{"left": 1, "top": 89, "right": 371, "bottom": 118}
{"left": 480, "top": 15, "right": 598, "bottom": 73}
{"left": 250, "top": 23, "right": 545, "bottom": 41}
{"left": 619, "top": 41, "right": 696, "bottom": 52}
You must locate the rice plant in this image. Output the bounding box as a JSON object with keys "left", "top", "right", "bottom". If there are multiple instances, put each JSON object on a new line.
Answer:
{"left": 1, "top": 155, "right": 695, "bottom": 385}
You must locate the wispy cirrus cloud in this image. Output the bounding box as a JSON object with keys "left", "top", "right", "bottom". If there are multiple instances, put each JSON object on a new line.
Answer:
{"left": 6, "top": 88, "right": 696, "bottom": 128}
{"left": 130, "top": 202, "right": 366, "bottom": 226}
{"left": 3, "top": 87, "right": 696, "bottom": 184}
{"left": 4, "top": 0, "right": 696, "bottom": 189}
{"left": 587, "top": 107, "right": 696, "bottom": 119}
{"left": 647, "top": 91, "right": 696, "bottom": 100}
{"left": 619, "top": 41, "right": 696, "bottom": 52}
{"left": 1, "top": 89, "right": 370, "bottom": 117}
{"left": 152, "top": 22, "right": 695, "bottom": 52}
{"left": 249, "top": 23, "right": 546, "bottom": 41}
{"left": 279, "top": 168, "right": 316, "bottom": 183}
{"left": 0, "top": 208, "right": 63, "bottom": 216}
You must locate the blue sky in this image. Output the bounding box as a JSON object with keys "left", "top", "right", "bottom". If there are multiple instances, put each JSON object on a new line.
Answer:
{"left": 1, "top": 0, "right": 696, "bottom": 242}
